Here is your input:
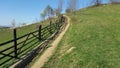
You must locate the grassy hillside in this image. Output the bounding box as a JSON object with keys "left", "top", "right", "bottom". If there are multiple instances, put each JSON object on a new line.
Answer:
{"left": 0, "top": 19, "right": 56, "bottom": 43}
{"left": 0, "top": 18, "right": 57, "bottom": 67}
{"left": 43, "top": 4, "right": 120, "bottom": 68}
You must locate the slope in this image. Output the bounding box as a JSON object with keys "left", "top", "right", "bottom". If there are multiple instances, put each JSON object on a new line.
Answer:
{"left": 43, "top": 4, "right": 120, "bottom": 68}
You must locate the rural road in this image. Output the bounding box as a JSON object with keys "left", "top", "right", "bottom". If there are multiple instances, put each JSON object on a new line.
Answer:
{"left": 31, "top": 15, "right": 70, "bottom": 68}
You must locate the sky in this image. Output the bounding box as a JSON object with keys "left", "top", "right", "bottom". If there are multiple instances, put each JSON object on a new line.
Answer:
{"left": 0, "top": 0, "right": 110, "bottom": 26}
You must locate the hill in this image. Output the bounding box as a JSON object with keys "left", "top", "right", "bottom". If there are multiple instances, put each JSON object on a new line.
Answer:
{"left": 0, "top": 19, "right": 56, "bottom": 43}
{"left": 0, "top": 17, "right": 58, "bottom": 67}
{"left": 43, "top": 4, "right": 120, "bottom": 68}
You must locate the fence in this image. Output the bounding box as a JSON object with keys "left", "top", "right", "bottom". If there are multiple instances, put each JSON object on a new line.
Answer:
{"left": 0, "top": 15, "right": 65, "bottom": 67}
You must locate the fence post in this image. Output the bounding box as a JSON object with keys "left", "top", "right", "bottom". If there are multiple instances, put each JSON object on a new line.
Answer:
{"left": 50, "top": 21, "right": 52, "bottom": 34}
{"left": 39, "top": 25, "right": 42, "bottom": 41}
{"left": 61, "top": 15, "right": 64, "bottom": 25}
{"left": 58, "top": 17, "right": 61, "bottom": 29}
{"left": 61, "top": 16, "right": 64, "bottom": 23}
{"left": 13, "top": 29, "right": 17, "bottom": 58}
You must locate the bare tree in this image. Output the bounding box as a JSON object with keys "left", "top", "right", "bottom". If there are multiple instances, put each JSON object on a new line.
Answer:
{"left": 56, "top": 0, "right": 63, "bottom": 16}
{"left": 91, "top": 0, "right": 102, "bottom": 6}
{"left": 11, "top": 19, "right": 16, "bottom": 28}
{"left": 46, "top": 5, "right": 52, "bottom": 17}
{"left": 45, "top": 5, "right": 55, "bottom": 21}
{"left": 40, "top": 5, "right": 55, "bottom": 22}
{"left": 65, "top": 8, "right": 71, "bottom": 13}
{"left": 66, "top": 0, "right": 78, "bottom": 13}
{"left": 40, "top": 10, "right": 46, "bottom": 21}
{"left": 21, "top": 23, "right": 26, "bottom": 26}
{"left": 110, "top": 0, "right": 120, "bottom": 3}
{"left": 19, "top": 22, "right": 26, "bottom": 27}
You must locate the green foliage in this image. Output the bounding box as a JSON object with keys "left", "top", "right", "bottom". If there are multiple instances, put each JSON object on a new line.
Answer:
{"left": 43, "top": 4, "right": 120, "bottom": 68}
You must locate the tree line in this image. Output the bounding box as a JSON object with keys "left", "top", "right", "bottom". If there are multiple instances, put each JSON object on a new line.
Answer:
{"left": 40, "top": 0, "right": 78, "bottom": 21}
{"left": 11, "top": 0, "right": 120, "bottom": 28}
{"left": 40, "top": 0, "right": 120, "bottom": 21}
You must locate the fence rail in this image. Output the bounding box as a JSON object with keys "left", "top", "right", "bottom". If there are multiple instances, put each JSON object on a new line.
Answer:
{"left": 0, "top": 15, "right": 65, "bottom": 67}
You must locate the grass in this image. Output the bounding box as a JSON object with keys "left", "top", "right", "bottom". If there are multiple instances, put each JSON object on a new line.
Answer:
{"left": 42, "top": 4, "right": 120, "bottom": 68}
{"left": 0, "top": 19, "right": 57, "bottom": 43}
{"left": 0, "top": 18, "right": 58, "bottom": 67}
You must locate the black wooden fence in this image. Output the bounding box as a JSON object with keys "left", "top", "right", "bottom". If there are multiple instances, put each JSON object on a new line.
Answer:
{"left": 0, "top": 15, "right": 65, "bottom": 67}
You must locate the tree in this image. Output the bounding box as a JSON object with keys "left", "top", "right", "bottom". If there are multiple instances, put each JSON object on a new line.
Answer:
{"left": 65, "top": 8, "right": 71, "bottom": 13}
{"left": 19, "top": 22, "right": 26, "bottom": 27}
{"left": 21, "top": 23, "right": 26, "bottom": 26}
{"left": 40, "top": 5, "right": 55, "bottom": 22}
{"left": 66, "top": 0, "right": 78, "bottom": 13}
{"left": 40, "top": 10, "right": 46, "bottom": 21}
{"left": 45, "top": 5, "right": 55, "bottom": 20}
{"left": 56, "top": 0, "right": 63, "bottom": 16}
{"left": 91, "top": 0, "right": 102, "bottom": 6}
{"left": 110, "top": 0, "right": 120, "bottom": 3}
{"left": 11, "top": 19, "right": 16, "bottom": 28}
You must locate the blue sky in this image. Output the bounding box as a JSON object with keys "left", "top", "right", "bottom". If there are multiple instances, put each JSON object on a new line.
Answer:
{"left": 0, "top": 0, "right": 109, "bottom": 26}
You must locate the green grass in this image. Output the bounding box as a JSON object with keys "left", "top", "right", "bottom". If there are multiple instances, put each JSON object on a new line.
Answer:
{"left": 0, "top": 18, "right": 58, "bottom": 67}
{"left": 0, "top": 19, "right": 57, "bottom": 43}
{"left": 43, "top": 4, "right": 120, "bottom": 68}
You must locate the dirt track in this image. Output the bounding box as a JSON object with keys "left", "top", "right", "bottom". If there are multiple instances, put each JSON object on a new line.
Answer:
{"left": 31, "top": 15, "right": 70, "bottom": 68}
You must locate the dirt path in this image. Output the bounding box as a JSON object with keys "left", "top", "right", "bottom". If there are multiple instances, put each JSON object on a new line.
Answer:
{"left": 31, "top": 15, "right": 70, "bottom": 68}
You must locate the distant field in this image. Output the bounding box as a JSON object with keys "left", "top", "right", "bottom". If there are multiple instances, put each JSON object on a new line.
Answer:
{"left": 43, "top": 4, "right": 120, "bottom": 68}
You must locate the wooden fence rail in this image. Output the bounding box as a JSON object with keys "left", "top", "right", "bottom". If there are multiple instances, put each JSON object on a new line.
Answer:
{"left": 0, "top": 15, "right": 65, "bottom": 67}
